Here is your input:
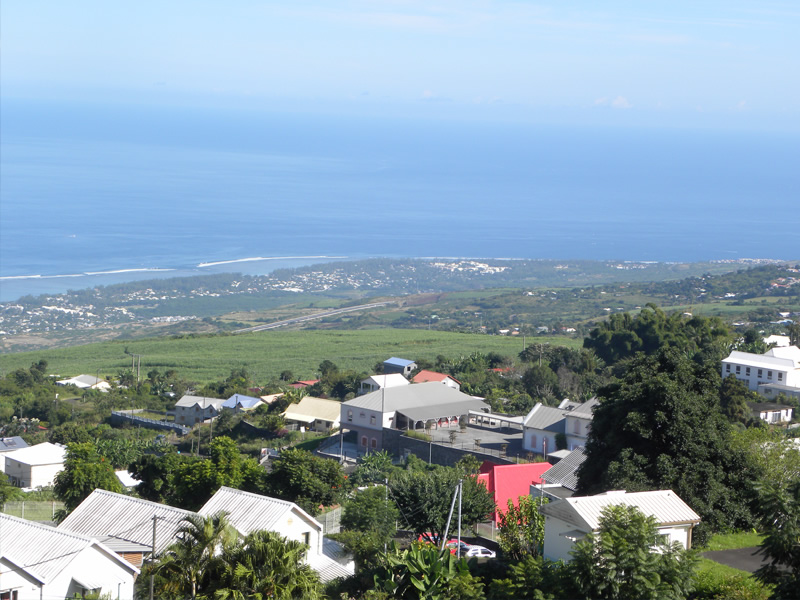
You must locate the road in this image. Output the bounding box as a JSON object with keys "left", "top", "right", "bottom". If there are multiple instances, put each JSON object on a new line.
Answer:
{"left": 233, "top": 301, "right": 394, "bottom": 333}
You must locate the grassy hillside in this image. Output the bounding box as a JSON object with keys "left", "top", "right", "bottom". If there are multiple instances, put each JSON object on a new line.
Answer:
{"left": 0, "top": 329, "right": 580, "bottom": 384}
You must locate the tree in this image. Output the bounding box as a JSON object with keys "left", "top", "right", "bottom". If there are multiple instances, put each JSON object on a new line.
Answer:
{"left": 497, "top": 495, "right": 548, "bottom": 560}
{"left": 211, "top": 530, "right": 323, "bottom": 600}
{"left": 342, "top": 485, "right": 399, "bottom": 537}
{"left": 54, "top": 442, "right": 123, "bottom": 512}
{"left": 754, "top": 479, "right": 800, "bottom": 599}
{"left": 569, "top": 505, "right": 698, "bottom": 600}
{"left": 351, "top": 450, "right": 395, "bottom": 486}
{"left": 719, "top": 374, "right": 758, "bottom": 424}
{"left": 0, "top": 471, "right": 23, "bottom": 503}
{"left": 389, "top": 466, "right": 494, "bottom": 543}
{"left": 577, "top": 348, "right": 757, "bottom": 544}
{"left": 522, "top": 365, "right": 559, "bottom": 403}
{"left": 265, "top": 448, "right": 346, "bottom": 514}
{"left": 279, "top": 369, "right": 294, "bottom": 382}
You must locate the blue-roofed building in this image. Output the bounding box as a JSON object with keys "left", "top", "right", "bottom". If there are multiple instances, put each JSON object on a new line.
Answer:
{"left": 383, "top": 357, "right": 417, "bottom": 377}
{"left": 222, "top": 393, "right": 264, "bottom": 413}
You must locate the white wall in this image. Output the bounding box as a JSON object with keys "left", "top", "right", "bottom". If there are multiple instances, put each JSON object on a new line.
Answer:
{"left": 4, "top": 459, "right": 63, "bottom": 488}
{"left": 270, "top": 509, "right": 323, "bottom": 556}
{"left": 721, "top": 361, "right": 792, "bottom": 391}
{"left": 523, "top": 429, "right": 557, "bottom": 455}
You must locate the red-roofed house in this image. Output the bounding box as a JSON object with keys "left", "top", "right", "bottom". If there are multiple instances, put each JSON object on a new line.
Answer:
{"left": 477, "top": 461, "right": 553, "bottom": 524}
{"left": 411, "top": 370, "right": 461, "bottom": 391}
{"left": 290, "top": 380, "right": 320, "bottom": 389}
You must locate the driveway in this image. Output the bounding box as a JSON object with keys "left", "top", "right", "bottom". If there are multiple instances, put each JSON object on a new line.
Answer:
{"left": 701, "top": 547, "right": 767, "bottom": 573}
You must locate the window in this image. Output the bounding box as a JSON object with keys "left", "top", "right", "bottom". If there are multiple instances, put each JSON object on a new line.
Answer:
{"left": 726, "top": 364, "right": 730, "bottom": 372}
{"left": 361, "top": 436, "right": 368, "bottom": 447}
{"left": 768, "top": 371, "right": 773, "bottom": 379}
{"left": 736, "top": 365, "right": 741, "bottom": 374}
{"left": 529, "top": 434, "right": 537, "bottom": 449}
{"left": 746, "top": 367, "right": 751, "bottom": 376}
{"left": 370, "top": 415, "right": 376, "bottom": 425}
{"left": 347, "top": 410, "right": 353, "bottom": 422}
{"left": 758, "top": 369, "right": 763, "bottom": 377}
{"left": 778, "top": 373, "right": 783, "bottom": 381}
{"left": 1, "top": 591, "right": 19, "bottom": 600}
{"left": 573, "top": 420, "right": 580, "bottom": 434}
{"left": 371, "top": 438, "right": 378, "bottom": 449}
{"left": 360, "top": 412, "right": 365, "bottom": 419}
{"left": 303, "top": 532, "right": 311, "bottom": 546}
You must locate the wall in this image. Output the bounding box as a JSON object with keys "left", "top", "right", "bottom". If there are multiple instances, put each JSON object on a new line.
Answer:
{"left": 111, "top": 411, "right": 190, "bottom": 436}
{"left": 382, "top": 428, "right": 515, "bottom": 467}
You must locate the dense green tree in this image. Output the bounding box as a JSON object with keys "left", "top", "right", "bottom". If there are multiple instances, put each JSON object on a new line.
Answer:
{"left": 569, "top": 505, "right": 698, "bottom": 600}
{"left": 522, "top": 365, "right": 560, "bottom": 403}
{"left": 577, "top": 348, "right": 757, "bottom": 543}
{"left": 719, "top": 374, "right": 759, "bottom": 424}
{"left": 264, "top": 448, "right": 346, "bottom": 514}
{"left": 754, "top": 479, "right": 800, "bottom": 599}
{"left": 54, "top": 442, "right": 123, "bottom": 512}
{"left": 342, "top": 485, "right": 399, "bottom": 537}
{"left": 497, "top": 495, "right": 548, "bottom": 560}
{"left": 351, "top": 450, "right": 396, "bottom": 486}
{"left": 389, "top": 466, "right": 494, "bottom": 543}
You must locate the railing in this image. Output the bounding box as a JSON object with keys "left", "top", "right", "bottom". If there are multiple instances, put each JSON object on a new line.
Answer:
{"left": 1, "top": 501, "right": 65, "bottom": 521}
{"left": 317, "top": 506, "right": 342, "bottom": 534}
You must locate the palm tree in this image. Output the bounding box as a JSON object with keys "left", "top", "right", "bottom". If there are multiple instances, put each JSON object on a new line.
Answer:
{"left": 157, "top": 512, "right": 237, "bottom": 600}
{"left": 212, "top": 530, "right": 322, "bottom": 600}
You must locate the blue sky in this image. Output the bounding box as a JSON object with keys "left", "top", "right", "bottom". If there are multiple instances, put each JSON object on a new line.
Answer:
{"left": 2, "top": 1, "right": 799, "bottom": 128}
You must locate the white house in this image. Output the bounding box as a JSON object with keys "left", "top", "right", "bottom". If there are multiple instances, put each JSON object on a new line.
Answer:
{"left": 199, "top": 487, "right": 354, "bottom": 581}
{"left": 173, "top": 394, "right": 225, "bottom": 426}
{"left": 748, "top": 402, "right": 794, "bottom": 424}
{"left": 358, "top": 373, "right": 410, "bottom": 395}
{"left": 282, "top": 396, "right": 342, "bottom": 432}
{"left": 382, "top": 357, "right": 417, "bottom": 376}
{"left": 1, "top": 513, "right": 139, "bottom": 600}
{"left": 522, "top": 398, "right": 597, "bottom": 456}
{"left": 3, "top": 442, "right": 65, "bottom": 488}
{"left": 764, "top": 335, "right": 791, "bottom": 347}
{"left": 539, "top": 489, "right": 701, "bottom": 562}
{"left": 721, "top": 346, "right": 800, "bottom": 393}
{"left": 411, "top": 370, "right": 461, "bottom": 391}
{"left": 341, "top": 383, "right": 489, "bottom": 452}
{"left": 0, "top": 436, "right": 28, "bottom": 473}
{"left": 56, "top": 374, "right": 111, "bottom": 390}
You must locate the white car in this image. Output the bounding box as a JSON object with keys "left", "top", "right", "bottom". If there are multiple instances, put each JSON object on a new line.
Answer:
{"left": 465, "top": 545, "right": 496, "bottom": 558}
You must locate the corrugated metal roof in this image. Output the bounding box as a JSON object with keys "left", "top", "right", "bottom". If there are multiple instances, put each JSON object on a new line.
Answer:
{"left": 0, "top": 436, "right": 28, "bottom": 452}
{"left": 398, "top": 399, "right": 490, "bottom": 423}
{"left": 362, "top": 374, "right": 410, "bottom": 389}
{"left": 722, "top": 351, "right": 794, "bottom": 370}
{"left": 540, "top": 490, "right": 701, "bottom": 532}
{"left": 198, "top": 487, "right": 322, "bottom": 536}
{"left": 541, "top": 447, "right": 586, "bottom": 491}
{"left": 59, "top": 489, "right": 195, "bottom": 554}
{"left": 344, "top": 382, "right": 485, "bottom": 413}
{"left": 283, "top": 397, "right": 342, "bottom": 423}
{"left": 567, "top": 397, "right": 599, "bottom": 419}
{"left": 523, "top": 404, "right": 568, "bottom": 432}
{"left": 174, "top": 394, "right": 225, "bottom": 409}
{"left": 4, "top": 442, "right": 65, "bottom": 466}
{"left": 384, "top": 357, "right": 415, "bottom": 367}
{"left": 307, "top": 551, "right": 354, "bottom": 582}
{"left": 222, "top": 394, "right": 263, "bottom": 409}
{"left": 0, "top": 513, "right": 138, "bottom": 583}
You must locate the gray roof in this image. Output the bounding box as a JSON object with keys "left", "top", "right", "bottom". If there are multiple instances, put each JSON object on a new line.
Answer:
{"left": 1, "top": 512, "right": 138, "bottom": 582}
{"left": 540, "top": 489, "right": 701, "bottom": 532}
{"left": 59, "top": 489, "right": 195, "bottom": 554}
{"left": 523, "top": 404, "right": 568, "bottom": 433}
{"left": 344, "top": 382, "right": 487, "bottom": 414}
{"left": 0, "top": 436, "right": 28, "bottom": 452}
{"left": 175, "top": 394, "right": 225, "bottom": 409}
{"left": 398, "top": 399, "right": 490, "bottom": 423}
{"left": 566, "top": 397, "right": 599, "bottom": 419}
{"left": 541, "top": 447, "right": 586, "bottom": 491}
{"left": 199, "top": 487, "right": 321, "bottom": 535}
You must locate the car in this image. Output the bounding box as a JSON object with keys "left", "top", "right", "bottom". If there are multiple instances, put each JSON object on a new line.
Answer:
{"left": 465, "top": 545, "right": 496, "bottom": 558}
{"left": 445, "top": 540, "right": 472, "bottom": 555}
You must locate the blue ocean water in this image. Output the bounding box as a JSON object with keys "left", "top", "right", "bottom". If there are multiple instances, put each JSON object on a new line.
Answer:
{"left": 1, "top": 100, "right": 798, "bottom": 302}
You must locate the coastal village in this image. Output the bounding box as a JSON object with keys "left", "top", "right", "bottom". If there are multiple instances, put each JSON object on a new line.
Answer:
{"left": 1, "top": 318, "right": 799, "bottom": 599}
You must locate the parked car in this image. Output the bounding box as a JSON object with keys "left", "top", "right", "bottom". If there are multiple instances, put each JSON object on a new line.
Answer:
{"left": 445, "top": 540, "right": 472, "bottom": 555}
{"left": 465, "top": 545, "right": 496, "bottom": 558}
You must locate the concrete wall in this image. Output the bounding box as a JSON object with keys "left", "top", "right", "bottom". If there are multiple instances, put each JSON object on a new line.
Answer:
{"left": 382, "top": 428, "right": 515, "bottom": 467}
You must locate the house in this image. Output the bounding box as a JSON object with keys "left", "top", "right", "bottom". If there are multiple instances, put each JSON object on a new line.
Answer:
{"left": 764, "top": 335, "right": 791, "bottom": 347}
{"left": 539, "top": 489, "right": 701, "bottom": 562}
{"left": 199, "top": 487, "right": 354, "bottom": 582}
{"left": 282, "top": 396, "right": 342, "bottom": 432}
{"left": 290, "top": 379, "right": 319, "bottom": 389}
{"left": 477, "top": 461, "right": 553, "bottom": 524}
{"left": 0, "top": 436, "right": 28, "bottom": 473}
{"left": 1, "top": 513, "right": 139, "bottom": 600}
{"left": 341, "top": 383, "right": 489, "bottom": 452}
{"left": 382, "top": 357, "right": 417, "bottom": 377}
{"left": 563, "top": 397, "right": 599, "bottom": 451}
{"left": 537, "top": 447, "right": 587, "bottom": 501}
{"left": 58, "top": 489, "right": 195, "bottom": 567}
{"left": 412, "top": 370, "right": 461, "bottom": 391}
{"left": 358, "top": 373, "right": 410, "bottom": 395}
{"left": 522, "top": 398, "right": 595, "bottom": 456}
{"left": 721, "top": 346, "right": 800, "bottom": 394}
{"left": 173, "top": 394, "right": 225, "bottom": 426}
{"left": 222, "top": 393, "right": 264, "bottom": 412}
{"left": 3, "top": 442, "right": 65, "bottom": 488}
{"left": 748, "top": 402, "right": 794, "bottom": 424}
{"left": 55, "top": 374, "right": 111, "bottom": 390}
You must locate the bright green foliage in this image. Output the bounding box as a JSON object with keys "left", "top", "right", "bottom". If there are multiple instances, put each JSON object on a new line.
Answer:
{"left": 487, "top": 555, "right": 574, "bottom": 600}
{"left": 373, "top": 542, "right": 483, "bottom": 600}
{"left": 264, "top": 448, "right": 346, "bottom": 515}
{"left": 351, "top": 450, "right": 395, "bottom": 486}
{"left": 342, "top": 485, "right": 399, "bottom": 539}
{"left": 578, "top": 348, "right": 757, "bottom": 543}
{"left": 497, "top": 495, "right": 548, "bottom": 560}
{"left": 211, "top": 530, "right": 323, "bottom": 600}
{"left": 569, "top": 505, "right": 698, "bottom": 600}
{"left": 754, "top": 480, "right": 800, "bottom": 599}
{"left": 53, "top": 442, "right": 123, "bottom": 511}
{"left": 389, "top": 466, "right": 495, "bottom": 543}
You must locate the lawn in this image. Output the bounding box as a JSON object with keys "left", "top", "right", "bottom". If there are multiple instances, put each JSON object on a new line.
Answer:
{"left": 700, "top": 531, "right": 764, "bottom": 552}
{"left": 0, "top": 329, "right": 580, "bottom": 384}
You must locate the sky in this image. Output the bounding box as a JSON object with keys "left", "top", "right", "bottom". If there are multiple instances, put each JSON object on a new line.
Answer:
{"left": 2, "top": 1, "right": 799, "bottom": 129}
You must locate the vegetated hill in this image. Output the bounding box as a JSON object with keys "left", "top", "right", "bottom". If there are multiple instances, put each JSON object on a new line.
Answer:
{"left": 0, "top": 329, "right": 580, "bottom": 384}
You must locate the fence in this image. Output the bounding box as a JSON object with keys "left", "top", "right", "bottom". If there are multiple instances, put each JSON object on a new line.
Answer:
{"left": 111, "top": 411, "right": 191, "bottom": 436}
{"left": 1, "top": 501, "right": 65, "bottom": 521}
{"left": 317, "top": 506, "right": 342, "bottom": 534}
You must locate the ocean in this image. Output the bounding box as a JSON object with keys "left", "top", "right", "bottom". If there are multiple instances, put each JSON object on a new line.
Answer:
{"left": 1, "top": 99, "right": 798, "bottom": 302}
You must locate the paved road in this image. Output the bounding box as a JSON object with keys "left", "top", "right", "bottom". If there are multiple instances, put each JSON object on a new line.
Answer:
{"left": 233, "top": 302, "right": 394, "bottom": 333}
{"left": 702, "top": 547, "right": 767, "bottom": 573}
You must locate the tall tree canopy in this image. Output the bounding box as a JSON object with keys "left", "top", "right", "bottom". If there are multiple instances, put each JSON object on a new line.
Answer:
{"left": 576, "top": 348, "right": 757, "bottom": 544}
{"left": 54, "top": 441, "right": 122, "bottom": 512}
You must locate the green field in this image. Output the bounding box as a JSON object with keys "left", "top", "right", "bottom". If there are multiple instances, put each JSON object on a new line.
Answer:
{"left": 0, "top": 329, "right": 580, "bottom": 384}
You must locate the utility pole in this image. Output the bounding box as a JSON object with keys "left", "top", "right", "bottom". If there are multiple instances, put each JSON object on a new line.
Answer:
{"left": 149, "top": 515, "right": 157, "bottom": 600}
{"left": 384, "top": 478, "right": 389, "bottom": 553}
{"left": 441, "top": 482, "right": 460, "bottom": 552}
{"left": 457, "top": 479, "right": 463, "bottom": 559}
